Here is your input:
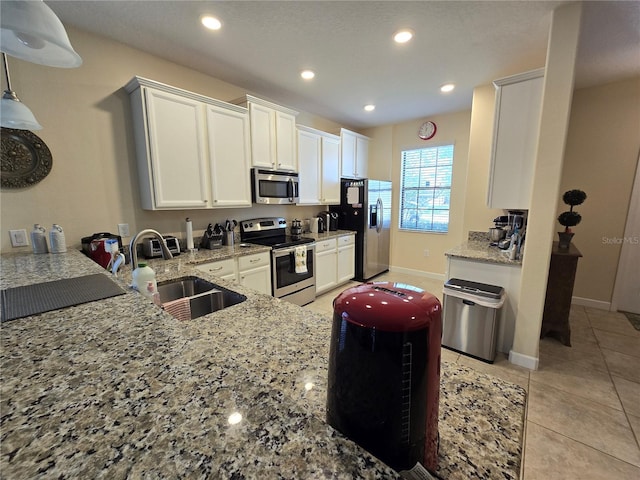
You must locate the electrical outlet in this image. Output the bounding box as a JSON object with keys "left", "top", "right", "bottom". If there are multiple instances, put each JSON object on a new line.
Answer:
{"left": 423, "top": 249, "right": 430, "bottom": 257}
{"left": 118, "top": 223, "right": 130, "bottom": 237}
{"left": 9, "top": 229, "right": 29, "bottom": 247}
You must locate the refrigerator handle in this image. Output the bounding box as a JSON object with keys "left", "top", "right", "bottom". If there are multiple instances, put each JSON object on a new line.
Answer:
{"left": 376, "top": 198, "right": 383, "bottom": 233}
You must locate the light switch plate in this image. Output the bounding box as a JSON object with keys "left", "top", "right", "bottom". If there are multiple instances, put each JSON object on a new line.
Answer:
{"left": 118, "top": 223, "right": 130, "bottom": 237}
{"left": 9, "top": 229, "right": 29, "bottom": 247}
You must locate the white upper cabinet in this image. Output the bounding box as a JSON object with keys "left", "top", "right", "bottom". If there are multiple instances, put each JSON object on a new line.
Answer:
{"left": 297, "top": 126, "right": 341, "bottom": 205}
{"left": 234, "top": 95, "right": 299, "bottom": 172}
{"left": 321, "top": 134, "right": 341, "bottom": 204}
{"left": 488, "top": 68, "right": 544, "bottom": 210}
{"left": 340, "top": 128, "right": 369, "bottom": 179}
{"left": 297, "top": 127, "right": 322, "bottom": 204}
{"left": 205, "top": 104, "right": 252, "bottom": 207}
{"left": 125, "top": 77, "right": 251, "bottom": 210}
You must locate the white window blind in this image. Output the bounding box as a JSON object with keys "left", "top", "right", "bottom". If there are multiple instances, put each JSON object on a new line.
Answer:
{"left": 399, "top": 144, "right": 454, "bottom": 233}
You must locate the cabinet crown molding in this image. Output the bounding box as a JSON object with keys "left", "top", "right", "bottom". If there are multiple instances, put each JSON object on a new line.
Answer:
{"left": 493, "top": 67, "right": 545, "bottom": 88}
{"left": 297, "top": 124, "right": 340, "bottom": 139}
{"left": 231, "top": 94, "right": 299, "bottom": 116}
{"left": 124, "top": 76, "right": 248, "bottom": 114}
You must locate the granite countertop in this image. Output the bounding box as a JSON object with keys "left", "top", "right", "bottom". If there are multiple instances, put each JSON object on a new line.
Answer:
{"left": 1, "top": 248, "right": 525, "bottom": 479}
{"left": 445, "top": 232, "right": 523, "bottom": 266}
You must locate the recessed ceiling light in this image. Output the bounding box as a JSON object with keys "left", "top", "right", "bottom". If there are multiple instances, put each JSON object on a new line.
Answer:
{"left": 364, "top": 104, "right": 376, "bottom": 112}
{"left": 393, "top": 29, "right": 414, "bottom": 44}
{"left": 440, "top": 83, "right": 455, "bottom": 93}
{"left": 201, "top": 15, "right": 222, "bottom": 30}
{"left": 300, "top": 70, "right": 315, "bottom": 80}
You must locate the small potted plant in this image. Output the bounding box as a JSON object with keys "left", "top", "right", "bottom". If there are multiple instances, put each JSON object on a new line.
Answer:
{"left": 557, "top": 189, "right": 587, "bottom": 249}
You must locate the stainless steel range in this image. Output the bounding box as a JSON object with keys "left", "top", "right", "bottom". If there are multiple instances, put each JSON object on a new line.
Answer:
{"left": 240, "top": 217, "right": 316, "bottom": 306}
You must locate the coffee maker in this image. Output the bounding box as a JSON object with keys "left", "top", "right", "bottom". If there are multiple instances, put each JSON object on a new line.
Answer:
{"left": 317, "top": 213, "right": 326, "bottom": 233}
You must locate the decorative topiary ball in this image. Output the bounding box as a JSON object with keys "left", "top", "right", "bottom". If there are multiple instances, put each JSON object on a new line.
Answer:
{"left": 562, "top": 189, "right": 587, "bottom": 207}
{"left": 558, "top": 211, "right": 582, "bottom": 228}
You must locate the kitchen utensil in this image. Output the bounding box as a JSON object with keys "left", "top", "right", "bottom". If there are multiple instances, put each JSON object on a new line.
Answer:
{"left": 489, "top": 227, "right": 506, "bottom": 242}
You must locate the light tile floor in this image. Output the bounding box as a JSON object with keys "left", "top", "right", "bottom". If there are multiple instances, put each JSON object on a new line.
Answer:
{"left": 303, "top": 271, "right": 640, "bottom": 480}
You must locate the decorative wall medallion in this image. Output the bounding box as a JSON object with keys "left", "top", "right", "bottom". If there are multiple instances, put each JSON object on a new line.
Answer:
{"left": 1, "top": 127, "right": 53, "bottom": 189}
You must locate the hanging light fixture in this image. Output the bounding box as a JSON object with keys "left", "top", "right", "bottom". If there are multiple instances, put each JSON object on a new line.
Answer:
{"left": 1, "top": 53, "right": 42, "bottom": 130}
{"left": 0, "top": 0, "right": 82, "bottom": 68}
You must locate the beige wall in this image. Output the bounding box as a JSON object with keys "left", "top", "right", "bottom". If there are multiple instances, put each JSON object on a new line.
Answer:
{"left": 558, "top": 77, "right": 640, "bottom": 304}
{"left": 0, "top": 27, "right": 342, "bottom": 252}
{"left": 362, "top": 111, "right": 471, "bottom": 275}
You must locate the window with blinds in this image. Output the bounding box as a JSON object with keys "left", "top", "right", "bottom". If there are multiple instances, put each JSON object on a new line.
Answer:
{"left": 399, "top": 144, "right": 454, "bottom": 233}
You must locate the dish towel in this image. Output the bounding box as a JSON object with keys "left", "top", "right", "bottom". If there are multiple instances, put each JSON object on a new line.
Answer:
{"left": 295, "top": 245, "right": 307, "bottom": 274}
{"left": 163, "top": 297, "right": 191, "bottom": 322}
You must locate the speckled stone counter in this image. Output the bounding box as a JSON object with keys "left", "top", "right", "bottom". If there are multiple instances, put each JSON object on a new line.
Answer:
{"left": 445, "top": 231, "right": 522, "bottom": 266}
{"left": 1, "top": 250, "right": 525, "bottom": 479}
{"left": 306, "top": 230, "right": 355, "bottom": 242}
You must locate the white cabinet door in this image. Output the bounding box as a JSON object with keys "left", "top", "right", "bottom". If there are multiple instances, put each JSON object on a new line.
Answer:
{"left": 488, "top": 69, "right": 544, "bottom": 209}
{"left": 248, "top": 102, "right": 276, "bottom": 169}
{"left": 340, "top": 128, "right": 368, "bottom": 179}
{"left": 355, "top": 135, "right": 369, "bottom": 179}
{"left": 275, "top": 110, "right": 298, "bottom": 171}
{"left": 340, "top": 129, "right": 357, "bottom": 178}
{"left": 239, "top": 265, "right": 271, "bottom": 295}
{"left": 316, "top": 249, "right": 338, "bottom": 294}
{"left": 206, "top": 104, "right": 252, "bottom": 207}
{"left": 297, "top": 128, "right": 321, "bottom": 205}
{"left": 143, "top": 88, "right": 210, "bottom": 209}
{"left": 315, "top": 238, "right": 338, "bottom": 294}
{"left": 337, "top": 235, "right": 355, "bottom": 283}
{"left": 238, "top": 252, "right": 272, "bottom": 295}
{"left": 321, "top": 134, "right": 341, "bottom": 204}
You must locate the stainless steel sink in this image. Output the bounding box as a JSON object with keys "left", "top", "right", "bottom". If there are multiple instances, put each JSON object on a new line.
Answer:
{"left": 157, "top": 276, "right": 246, "bottom": 320}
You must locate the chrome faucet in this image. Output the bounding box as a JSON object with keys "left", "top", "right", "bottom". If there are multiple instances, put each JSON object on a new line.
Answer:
{"left": 129, "top": 228, "right": 174, "bottom": 270}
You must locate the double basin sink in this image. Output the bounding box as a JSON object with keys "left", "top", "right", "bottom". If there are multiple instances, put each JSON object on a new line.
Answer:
{"left": 157, "top": 276, "right": 246, "bottom": 320}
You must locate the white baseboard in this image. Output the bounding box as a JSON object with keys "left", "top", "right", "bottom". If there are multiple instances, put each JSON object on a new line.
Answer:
{"left": 389, "top": 266, "right": 446, "bottom": 282}
{"left": 509, "top": 350, "right": 539, "bottom": 370}
{"left": 572, "top": 296, "right": 611, "bottom": 311}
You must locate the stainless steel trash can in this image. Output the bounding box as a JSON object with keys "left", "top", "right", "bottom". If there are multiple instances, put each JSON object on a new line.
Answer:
{"left": 442, "top": 278, "right": 506, "bottom": 363}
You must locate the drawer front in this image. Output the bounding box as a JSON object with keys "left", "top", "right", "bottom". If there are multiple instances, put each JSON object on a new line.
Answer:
{"left": 238, "top": 252, "right": 270, "bottom": 271}
{"left": 195, "top": 258, "right": 235, "bottom": 277}
{"left": 315, "top": 238, "right": 337, "bottom": 253}
{"left": 338, "top": 234, "right": 355, "bottom": 247}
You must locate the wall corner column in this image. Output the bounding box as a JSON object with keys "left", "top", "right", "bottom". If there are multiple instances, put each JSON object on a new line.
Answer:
{"left": 510, "top": 2, "right": 583, "bottom": 369}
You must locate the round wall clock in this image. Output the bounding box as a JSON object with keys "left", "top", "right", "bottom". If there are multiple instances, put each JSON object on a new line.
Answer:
{"left": 418, "top": 121, "right": 437, "bottom": 140}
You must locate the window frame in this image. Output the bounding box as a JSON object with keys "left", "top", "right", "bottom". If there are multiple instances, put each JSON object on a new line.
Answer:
{"left": 398, "top": 143, "right": 455, "bottom": 234}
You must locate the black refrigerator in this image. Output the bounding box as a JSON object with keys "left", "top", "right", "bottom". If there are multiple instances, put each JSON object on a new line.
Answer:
{"left": 331, "top": 179, "right": 392, "bottom": 281}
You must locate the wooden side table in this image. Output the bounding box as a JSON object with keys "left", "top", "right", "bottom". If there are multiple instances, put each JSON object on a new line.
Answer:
{"left": 540, "top": 242, "right": 583, "bottom": 346}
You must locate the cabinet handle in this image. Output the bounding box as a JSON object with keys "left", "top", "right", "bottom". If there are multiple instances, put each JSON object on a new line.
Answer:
{"left": 212, "top": 266, "right": 223, "bottom": 271}
{"left": 250, "top": 258, "right": 260, "bottom": 263}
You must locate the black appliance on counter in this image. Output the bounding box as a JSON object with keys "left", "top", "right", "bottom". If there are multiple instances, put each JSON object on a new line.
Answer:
{"left": 328, "top": 282, "right": 442, "bottom": 473}
{"left": 81, "top": 232, "right": 125, "bottom": 269}
{"left": 240, "top": 217, "right": 316, "bottom": 306}
{"left": 319, "top": 211, "right": 339, "bottom": 231}
{"left": 330, "top": 179, "right": 392, "bottom": 281}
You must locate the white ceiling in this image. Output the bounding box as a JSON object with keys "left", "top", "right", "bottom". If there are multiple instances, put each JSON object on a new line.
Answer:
{"left": 46, "top": 0, "right": 640, "bottom": 129}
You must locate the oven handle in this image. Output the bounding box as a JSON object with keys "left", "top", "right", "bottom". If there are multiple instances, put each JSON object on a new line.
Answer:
{"left": 272, "top": 243, "right": 316, "bottom": 257}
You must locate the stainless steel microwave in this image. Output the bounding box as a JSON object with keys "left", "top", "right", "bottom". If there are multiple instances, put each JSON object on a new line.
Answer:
{"left": 251, "top": 169, "right": 299, "bottom": 204}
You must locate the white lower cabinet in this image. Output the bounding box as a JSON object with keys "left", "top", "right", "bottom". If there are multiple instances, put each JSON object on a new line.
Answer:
{"left": 337, "top": 235, "right": 355, "bottom": 283}
{"left": 195, "top": 251, "right": 272, "bottom": 295}
{"left": 237, "top": 252, "right": 271, "bottom": 295}
{"left": 315, "top": 234, "right": 355, "bottom": 295}
{"left": 315, "top": 238, "right": 338, "bottom": 295}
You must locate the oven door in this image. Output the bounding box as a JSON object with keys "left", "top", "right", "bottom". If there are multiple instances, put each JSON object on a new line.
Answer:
{"left": 252, "top": 169, "right": 299, "bottom": 204}
{"left": 272, "top": 244, "right": 315, "bottom": 298}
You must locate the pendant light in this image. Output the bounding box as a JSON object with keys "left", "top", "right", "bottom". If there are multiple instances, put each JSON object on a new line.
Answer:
{"left": 1, "top": 0, "right": 82, "bottom": 68}
{"left": 1, "top": 53, "right": 42, "bottom": 130}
